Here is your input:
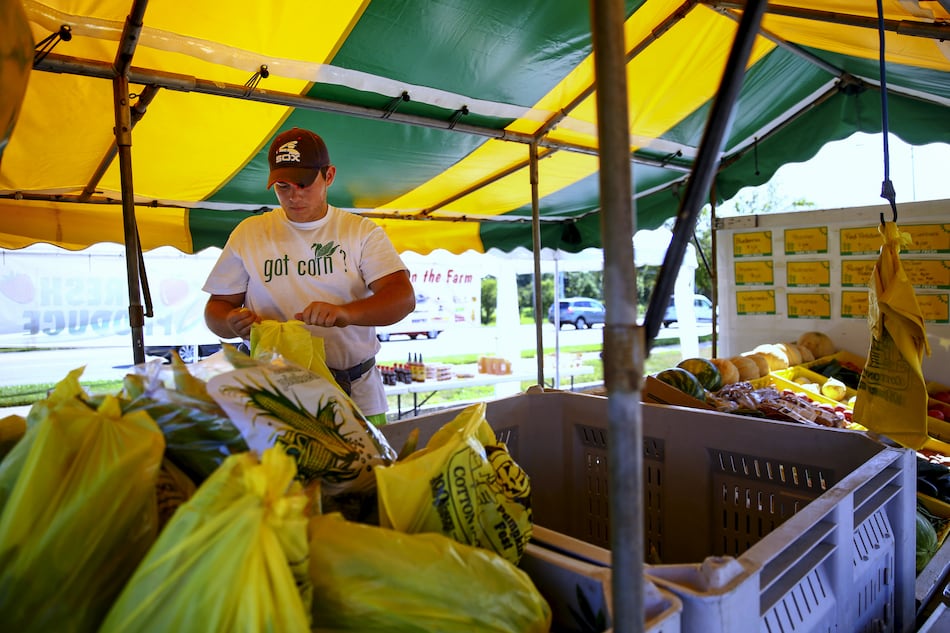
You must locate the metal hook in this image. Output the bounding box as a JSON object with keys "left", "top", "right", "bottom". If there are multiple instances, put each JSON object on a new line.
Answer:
{"left": 879, "top": 179, "right": 897, "bottom": 225}
{"left": 448, "top": 105, "right": 469, "bottom": 129}
{"left": 34, "top": 25, "right": 72, "bottom": 64}
{"left": 382, "top": 91, "right": 411, "bottom": 119}
{"left": 242, "top": 65, "right": 269, "bottom": 97}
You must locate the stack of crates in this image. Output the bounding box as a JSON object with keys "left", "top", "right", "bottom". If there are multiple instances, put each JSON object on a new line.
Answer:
{"left": 381, "top": 389, "right": 915, "bottom": 633}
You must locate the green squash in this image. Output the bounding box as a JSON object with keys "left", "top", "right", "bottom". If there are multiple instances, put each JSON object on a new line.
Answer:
{"left": 655, "top": 368, "right": 706, "bottom": 401}
{"left": 677, "top": 357, "right": 722, "bottom": 391}
{"left": 917, "top": 510, "right": 939, "bottom": 573}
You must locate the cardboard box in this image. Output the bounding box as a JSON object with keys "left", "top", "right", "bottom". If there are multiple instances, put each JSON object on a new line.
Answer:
{"left": 641, "top": 375, "right": 714, "bottom": 410}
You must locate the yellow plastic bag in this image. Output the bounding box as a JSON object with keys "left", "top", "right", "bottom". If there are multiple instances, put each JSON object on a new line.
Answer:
{"left": 854, "top": 222, "right": 931, "bottom": 449}
{"left": 376, "top": 402, "right": 533, "bottom": 564}
{"left": 0, "top": 368, "right": 164, "bottom": 633}
{"left": 210, "top": 320, "right": 397, "bottom": 521}
{"left": 100, "top": 447, "right": 312, "bottom": 633}
{"left": 308, "top": 512, "right": 551, "bottom": 632}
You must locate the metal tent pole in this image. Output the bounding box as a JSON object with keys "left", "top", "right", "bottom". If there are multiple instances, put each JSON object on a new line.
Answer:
{"left": 113, "top": 0, "right": 150, "bottom": 365}
{"left": 590, "top": 1, "right": 644, "bottom": 631}
{"left": 642, "top": 0, "right": 768, "bottom": 349}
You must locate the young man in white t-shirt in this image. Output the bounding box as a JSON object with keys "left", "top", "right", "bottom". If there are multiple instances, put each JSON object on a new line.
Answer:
{"left": 202, "top": 127, "right": 415, "bottom": 425}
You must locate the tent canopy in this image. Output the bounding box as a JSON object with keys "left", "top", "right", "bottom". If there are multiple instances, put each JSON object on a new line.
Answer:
{"left": 2, "top": 0, "right": 949, "bottom": 255}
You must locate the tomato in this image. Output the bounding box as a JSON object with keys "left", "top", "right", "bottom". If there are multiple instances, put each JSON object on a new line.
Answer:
{"left": 934, "top": 391, "right": 950, "bottom": 405}
{"left": 930, "top": 409, "right": 946, "bottom": 421}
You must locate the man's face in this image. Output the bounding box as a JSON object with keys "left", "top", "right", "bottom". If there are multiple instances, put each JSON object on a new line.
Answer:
{"left": 273, "top": 165, "right": 336, "bottom": 222}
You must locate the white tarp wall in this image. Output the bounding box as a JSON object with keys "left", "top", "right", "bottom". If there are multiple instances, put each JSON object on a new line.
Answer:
{"left": 715, "top": 198, "right": 950, "bottom": 385}
{"left": 0, "top": 244, "right": 220, "bottom": 349}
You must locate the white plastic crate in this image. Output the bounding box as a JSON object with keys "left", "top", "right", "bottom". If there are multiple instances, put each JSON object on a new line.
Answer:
{"left": 520, "top": 541, "right": 682, "bottom": 633}
{"left": 381, "top": 390, "right": 916, "bottom": 633}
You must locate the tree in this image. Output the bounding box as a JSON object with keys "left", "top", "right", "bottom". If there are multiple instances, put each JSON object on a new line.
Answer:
{"left": 480, "top": 275, "right": 497, "bottom": 324}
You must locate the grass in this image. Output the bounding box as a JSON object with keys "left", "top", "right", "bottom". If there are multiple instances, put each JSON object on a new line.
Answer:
{"left": 1, "top": 336, "right": 711, "bottom": 410}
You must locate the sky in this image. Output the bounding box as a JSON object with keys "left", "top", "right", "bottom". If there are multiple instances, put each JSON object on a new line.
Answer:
{"left": 717, "top": 132, "right": 950, "bottom": 214}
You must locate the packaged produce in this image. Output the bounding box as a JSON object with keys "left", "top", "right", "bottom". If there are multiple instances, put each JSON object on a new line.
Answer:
{"left": 308, "top": 512, "right": 551, "bottom": 632}
{"left": 0, "top": 368, "right": 164, "bottom": 633}
{"left": 100, "top": 448, "right": 311, "bottom": 633}
{"left": 376, "top": 402, "right": 532, "bottom": 564}
{"left": 208, "top": 321, "right": 397, "bottom": 521}
{"left": 853, "top": 222, "right": 931, "bottom": 450}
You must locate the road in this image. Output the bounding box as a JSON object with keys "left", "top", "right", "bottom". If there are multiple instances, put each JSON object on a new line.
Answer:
{"left": 0, "top": 322, "right": 711, "bottom": 388}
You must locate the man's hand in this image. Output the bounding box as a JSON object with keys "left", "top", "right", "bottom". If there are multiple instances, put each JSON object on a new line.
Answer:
{"left": 295, "top": 302, "right": 352, "bottom": 328}
{"left": 227, "top": 306, "right": 261, "bottom": 337}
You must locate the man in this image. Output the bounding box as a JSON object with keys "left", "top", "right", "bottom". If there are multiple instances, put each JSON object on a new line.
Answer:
{"left": 203, "top": 127, "right": 415, "bottom": 425}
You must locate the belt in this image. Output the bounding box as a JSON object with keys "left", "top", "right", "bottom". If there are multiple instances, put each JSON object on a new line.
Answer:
{"left": 329, "top": 358, "right": 376, "bottom": 396}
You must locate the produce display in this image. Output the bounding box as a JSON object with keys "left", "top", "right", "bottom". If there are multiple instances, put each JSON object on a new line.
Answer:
{"left": 650, "top": 328, "right": 950, "bottom": 583}
{"left": 0, "top": 329, "right": 554, "bottom": 632}
{"left": 650, "top": 331, "right": 860, "bottom": 428}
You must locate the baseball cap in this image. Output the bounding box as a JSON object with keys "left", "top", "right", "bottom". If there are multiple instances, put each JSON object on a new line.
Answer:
{"left": 267, "top": 127, "right": 330, "bottom": 188}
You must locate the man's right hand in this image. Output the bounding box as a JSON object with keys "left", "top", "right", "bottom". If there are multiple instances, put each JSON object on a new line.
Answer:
{"left": 226, "top": 306, "right": 261, "bottom": 338}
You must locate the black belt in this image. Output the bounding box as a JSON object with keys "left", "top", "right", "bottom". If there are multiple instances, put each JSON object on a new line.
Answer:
{"left": 329, "top": 358, "right": 376, "bottom": 396}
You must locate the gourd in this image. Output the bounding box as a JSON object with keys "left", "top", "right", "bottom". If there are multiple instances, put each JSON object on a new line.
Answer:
{"left": 776, "top": 343, "right": 802, "bottom": 366}
{"left": 709, "top": 358, "right": 739, "bottom": 386}
{"left": 655, "top": 368, "right": 706, "bottom": 400}
{"left": 676, "top": 358, "right": 722, "bottom": 391}
{"left": 797, "top": 331, "right": 835, "bottom": 359}
{"left": 742, "top": 353, "right": 770, "bottom": 378}
{"left": 729, "top": 356, "right": 760, "bottom": 382}
{"left": 917, "top": 510, "right": 939, "bottom": 572}
{"left": 752, "top": 344, "right": 790, "bottom": 371}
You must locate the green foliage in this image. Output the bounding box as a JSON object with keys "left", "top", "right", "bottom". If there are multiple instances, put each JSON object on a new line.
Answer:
{"left": 480, "top": 276, "right": 497, "bottom": 324}
{"left": 517, "top": 270, "right": 604, "bottom": 318}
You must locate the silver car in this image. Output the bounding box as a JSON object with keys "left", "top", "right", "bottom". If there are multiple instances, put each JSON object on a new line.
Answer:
{"left": 548, "top": 297, "right": 606, "bottom": 329}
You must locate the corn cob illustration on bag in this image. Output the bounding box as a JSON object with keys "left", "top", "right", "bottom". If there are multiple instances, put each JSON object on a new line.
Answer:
{"left": 207, "top": 321, "right": 397, "bottom": 514}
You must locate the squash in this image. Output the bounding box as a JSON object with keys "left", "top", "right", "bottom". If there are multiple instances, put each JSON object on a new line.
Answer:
{"left": 677, "top": 357, "right": 722, "bottom": 391}
{"left": 729, "top": 356, "right": 760, "bottom": 382}
{"left": 777, "top": 343, "right": 803, "bottom": 366}
{"left": 796, "top": 344, "right": 815, "bottom": 363}
{"left": 709, "top": 358, "right": 739, "bottom": 386}
{"left": 917, "top": 510, "right": 939, "bottom": 573}
{"left": 742, "top": 353, "right": 770, "bottom": 378}
{"left": 797, "top": 331, "right": 835, "bottom": 359}
{"left": 752, "top": 344, "right": 790, "bottom": 371}
{"left": 655, "top": 368, "right": 706, "bottom": 400}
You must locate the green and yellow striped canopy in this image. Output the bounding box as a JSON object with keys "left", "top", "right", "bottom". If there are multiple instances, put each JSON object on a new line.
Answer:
{"left": 2, "top": 0, "right": 949, "bottom": 254}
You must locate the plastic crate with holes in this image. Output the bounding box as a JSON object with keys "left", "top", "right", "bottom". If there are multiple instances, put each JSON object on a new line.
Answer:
{"left": 381, "top": 389, "right": 916, "bottom": 633}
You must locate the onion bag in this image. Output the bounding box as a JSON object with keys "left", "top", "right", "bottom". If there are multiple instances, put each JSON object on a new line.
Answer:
{"left": 854, "top": 222, "right": 932, "bottom": 449}
{"left": 308, "top": 512, "right": 551, "bottom": 632}
{"left": 0, "top": 368, "right": 164, "bottom": 633}
{"left": 208, "top": 320, "right": 396, "bottom": 520}
{"left": 376, "top": 402, "right": 532, "bottom": 564}
{"left": 100, "top": 447, "right": 312, "bottom": 633}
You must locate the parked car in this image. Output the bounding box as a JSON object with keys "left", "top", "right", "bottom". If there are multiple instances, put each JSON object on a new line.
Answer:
{"left": 662, "top": 294, "right": 715, "bottom": 327}
{"left": 548, "top": 297, "right": 606, "bottom": 329}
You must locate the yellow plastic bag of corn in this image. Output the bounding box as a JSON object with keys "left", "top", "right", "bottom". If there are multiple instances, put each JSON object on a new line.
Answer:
{"left": 853, "top": 222, "right": 932, "bottom": 449}
{"left": 0, "top": 368, "right": 164, "bottom": 633}
{"left": 100, "top": 447, "right": 312, "bottom": 633}
{"left": 308, "top": 512, "right": 551, "bottom": 632}
{"left": 376, "top": 402, "right": 533, "bottom": 564}
{"left": 208, "top": 321, "right": 397, "bottom": 522}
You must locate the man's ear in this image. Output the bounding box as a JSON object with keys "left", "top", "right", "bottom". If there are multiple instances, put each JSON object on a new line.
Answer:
{"left": 324, "top": 165, "right": 337, "bottom": 186}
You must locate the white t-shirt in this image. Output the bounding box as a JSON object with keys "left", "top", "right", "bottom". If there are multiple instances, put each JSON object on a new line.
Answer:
{"left": 202, "top": 205, "right": 408, "bottom": 415}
